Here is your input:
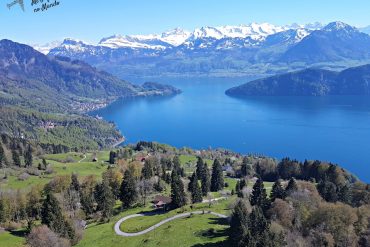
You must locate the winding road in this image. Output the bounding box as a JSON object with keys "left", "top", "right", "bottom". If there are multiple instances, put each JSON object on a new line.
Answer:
{"left": 114, "top": 211, "right": 228, "bottom": 237}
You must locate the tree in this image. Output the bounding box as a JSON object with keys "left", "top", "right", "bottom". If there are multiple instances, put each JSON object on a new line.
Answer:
{"left": 189, "top": 172, "right": 202, "bottom": 203}
{"left": 250, "top": 178, "right": 270, "bottom": 214}
{"left": 338, "top": 184, "right": 352, "bottom": 205}
{"left": 109, "top": 151, "right": 116, "bottom": 164}
{"left": 94, "top": 178, "right": 115, "bottom": 220}
{"left": 211, "top": 159, "right": 224, "bottom": 192}
{"left": 80, "top": 176, "right": 96, "bottom": 217}
{"left": 201, "top": 163, "right": 211, "bottom": 196}
{"left": 42, "top": 158, "right": 48, "bottom": 170}
{"left": 241, "top": 156, "right": 252, "bottom": 177}
{"left": 285, "top": 178, "right": 298, "bottom": 195}
{"left": 138, "top": 179, "right": 153, "bottom": 205}
{"left": 172, "top": 156, "right": 182, "bottom": 177}
{"left": 27, "top": 225, "right": 70, "bottom": 247}
{"left": 102, "top": 168, "right": 122, "bottom": 199}
{"left": 270, "top": 180, "right": 286, "bottom": 201}
{"left": 0, "top": 144, "right": 6, "bottom": 168}
{"left": 41, "top": 192, "right": 69, "bottom": 238}
{"left": 170, "top": 171, "right": 186, "bottom": 208}
{"left": 70, "top": 174, "right": 80, "bottom": 192}
{"left": 229, "top": 200, "right": 249, "bottom": 247}
{"left": 12, "top": 150, "right": 21, "bottom": 167}
{"left": 317, "top": 180, "right": 338, "bottom": 203}
{"left": 196, "top": 157, "right": 205, "bottom": 179}
{"left": 119, "top": 169, "right": 137, "bottom": 208}
{"left": 142, "top": 160, "right": 154, "bottom": 179}
{"left": 24, "top": 144, "right": 33, "bottom": 167}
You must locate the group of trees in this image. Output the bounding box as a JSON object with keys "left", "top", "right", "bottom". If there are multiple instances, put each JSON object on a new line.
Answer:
{"left": 230, "top": 174, "right": 370, "bottom": 247}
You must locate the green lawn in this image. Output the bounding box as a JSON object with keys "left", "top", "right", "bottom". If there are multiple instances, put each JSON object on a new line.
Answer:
{"left": 78, "top": 198, "right": 234, "bottom": 247}
{"left": 0, "top": 229, "right": 26, "bottom": 247}
{"left": 0, "top": 151, "right": 111, "bottom": 190}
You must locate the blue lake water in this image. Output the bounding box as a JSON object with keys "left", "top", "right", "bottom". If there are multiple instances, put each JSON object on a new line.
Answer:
{"left": 93, "top": 77, "right": 370, "bottom": 182}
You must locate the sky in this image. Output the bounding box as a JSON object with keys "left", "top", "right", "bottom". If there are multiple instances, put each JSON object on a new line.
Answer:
{"left": 0, "top": 0, "right": 369, "bottom": 44}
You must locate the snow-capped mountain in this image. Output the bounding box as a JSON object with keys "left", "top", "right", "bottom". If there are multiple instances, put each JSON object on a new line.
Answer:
{"left": 50, "top": 22, "right": 322, "bottom": 52}
{"left": 44, "top": 21, "right": 370, "bottom": 78}
{"left": 31, "top": 40, "right": 62, "bottom": 54}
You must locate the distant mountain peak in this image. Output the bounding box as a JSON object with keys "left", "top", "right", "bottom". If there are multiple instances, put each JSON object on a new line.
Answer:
{"left": 323, "top": 21, "right": 357, "bottom": 32}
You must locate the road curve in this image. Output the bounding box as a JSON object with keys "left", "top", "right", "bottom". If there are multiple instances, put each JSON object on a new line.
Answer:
{"left": 114, "top": 211, "right": 228, "bottom": 237}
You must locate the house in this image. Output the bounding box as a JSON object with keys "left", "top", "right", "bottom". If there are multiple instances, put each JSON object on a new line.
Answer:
{"left": 152, "top": 195, "right": 172, "bottom": 210}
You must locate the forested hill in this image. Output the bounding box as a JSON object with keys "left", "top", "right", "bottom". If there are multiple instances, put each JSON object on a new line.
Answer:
{"left": 226, "top": 64, "right": 370, "bottom": 96}
{"left": 0, "top": 39, "right": 180, "bottom": 150}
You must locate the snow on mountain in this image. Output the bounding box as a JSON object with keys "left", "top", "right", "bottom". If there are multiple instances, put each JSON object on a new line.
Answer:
{"left": 31, "top": 40, "right": 62, "bottom": 54}
{"left": 44, "top": 22, "right": 329, "bottom": 54}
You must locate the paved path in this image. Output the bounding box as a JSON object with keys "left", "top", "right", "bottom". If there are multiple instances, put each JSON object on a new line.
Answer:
{"left": 78, "top": 155, "right": 87, "bottom": 163}
{"left": 202, "top": 196, "right": 227, "bottom": 203}
{"left": 114, "top": 211, "right": 228, "bottom": 237}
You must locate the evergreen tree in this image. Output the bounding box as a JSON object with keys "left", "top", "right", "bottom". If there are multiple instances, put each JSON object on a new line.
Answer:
{"left": 119, "top": 170, "right": 137, "bottom": 208}
{"left": 170, "top": 171, "right": 186, "bottom": 208}
{"left": 142, "top": 160, "right": 154, "bottom": 179}
{"left": 41, "top": 192, "right": 68, "bottom": 237}
{"left": 196, "top": 157, "right": 205, "bottom": 178}
{"left": 189, "top": 172, "right": 202, "bottom": 203}
{"left": 229, "top": 200, "right": 249, "bottom": 247}
{"left": 201, "top": 163, "right": 211, "bottom": 196}
{"left": 235, "top": 180, "right": 241, "bottom": 196}
{"left": 0, "top": 198, "right": 6, "bottom": 223}
{"left": 338, "top": 184, "right": 352, "bottom": 204}
{"left": 250, "top": 178, "right": 270, "bottom": 214}
{"left": 0, "top": 144, "right": 5, "bottom": 168}
{"left": 12, "top": 150, "right": 21, "bottom": 167}
{"left": 172, "top": 156, "right": 182, "bottom": 177}
{"left": 270, "top": 180, "right": 286, "bottom": 201}
{"left": 94, "top": 178, "right": 115, "bottom": 219}
{"left": 109, "top": 151, "right": 116, "bottom": 164}
{"left": 211, "top": 159, "right": 224, "bottom": 192}
{"left": 42, "top": 158, "right": 48, "bottom": 170}
{"left": 70, "top": 173, "right": 80, "bottom": 192}
{"left": 285, "top": 178, "right": 298, "bottom": 195}
{"left": 241, "top": 156, "right": 252, "bottom": 177}
{"left": 317, "top": 180, "right": 338, "bottom": 202}
{"left": 24, "top": 145, "right": 33, "bottom": 167}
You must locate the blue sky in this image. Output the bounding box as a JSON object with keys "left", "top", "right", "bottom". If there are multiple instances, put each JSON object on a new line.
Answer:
{"left": 0, "top": 0, "right": 369, "bottom": 44}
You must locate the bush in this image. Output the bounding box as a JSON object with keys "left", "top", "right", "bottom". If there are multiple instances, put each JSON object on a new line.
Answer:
{"left": 27, "top": 225, "right": 71, "bottom": 247}
{"left": 18, "top": 172, "right": 30, "bottom": 181}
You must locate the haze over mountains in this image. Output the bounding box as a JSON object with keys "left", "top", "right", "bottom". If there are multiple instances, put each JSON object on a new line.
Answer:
{"left": 29, "top": 21, "right": 370, "bottom": 78}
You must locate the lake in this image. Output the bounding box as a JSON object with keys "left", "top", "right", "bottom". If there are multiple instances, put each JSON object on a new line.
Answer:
{"left": 93, "top": 77, "right": 370, "bottom": 182}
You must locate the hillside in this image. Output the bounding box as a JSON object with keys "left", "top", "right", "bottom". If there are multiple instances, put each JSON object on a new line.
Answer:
{"left": 0, "top": 39, "right": 180, "bottom": 149}
{"left": 225, "top": 64, "right": 370, "bottom": 96}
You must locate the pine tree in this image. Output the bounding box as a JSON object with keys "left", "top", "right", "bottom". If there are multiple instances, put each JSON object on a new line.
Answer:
{"left": 235, "top": 180, "right": 241, "bottom": 196}
{"left": 201, "top": 163, "right": 211, "bottom": 196}
{"left": 109, "top": 151, "right": 116, "bottom": 164}
{"left": 270, "top": 180, "right": 286, "bottom": 201}
{"left": 172, "top": 156, "right": 182, "bottom": 177}
{"left": 285, "top": 178, "right": 298, "bottom": 195}
{"left": 70, "top": 173, "right": 80, "bottom": 192}
{"left": 142, "top": 160, "right": 153, "bottom": 179}
{"left": 24, "top": 145, "right": 33, "bottom": 167}
{"left": 95, "top": 178, "right": 115, "bottom": 219}
{"left": 241, "top": 156, "right": 251, "bottom": 177}
{"left": 119, "top": 170, "right": 137, "bottom": 208}
{"left": 41, "top": 192, "right": 68, "bottom": 237}
{"left": 0, "top": 144, "right": 5, "bottom": 168}
{"left": 211, "top": 159, "right": 224, "bottom": 192}
{"left": 250, "top": 178, "right": 270, "bottom": 214}
{"left": 338, "top": 184, "right": 352, "bottom": 204}
{"left": 189, "top": 172, "right": 202, "bottom": 203}
{"left": 196, "top": 157, "right": 205, "bottom": 178}
{"left": 170, "top": 171, "right": 186, "bottom": 208}
{"left": 317, "top": 180, "right": 338, "bottom": 202}
{"left": 12, "top": 150, "right": 21, "bottom": 167}
{"left": 42, "top": 158, "right": 48, "bottom": 170}
{"left": 229, "top": 200, "right": 249, "bottom": 247}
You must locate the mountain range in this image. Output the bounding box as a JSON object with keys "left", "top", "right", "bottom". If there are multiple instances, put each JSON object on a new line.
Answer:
{"left": 0, "top": 39, "right": 180, "bottom": 149}
{"left": 35, "top": 21, "right": 370, "bottom": 78}
{"left": 225, "top": 64, "right": 370, "bottom": 96}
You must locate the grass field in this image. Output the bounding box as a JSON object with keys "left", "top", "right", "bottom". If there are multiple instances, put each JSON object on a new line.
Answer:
{"left": 0, "top": 229, "right": 26, "bottom": 247}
